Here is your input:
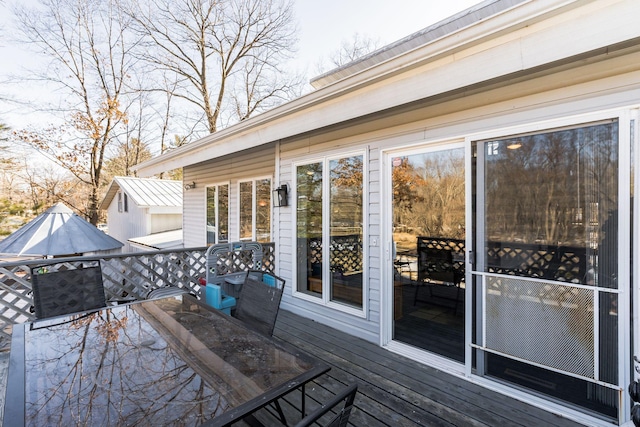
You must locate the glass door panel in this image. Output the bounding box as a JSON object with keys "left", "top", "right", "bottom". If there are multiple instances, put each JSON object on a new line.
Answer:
{"left": 330, "top": 156, "right": 364, "bottom": 307}
{"left": 391, "top": 146, "right": 466, "bottom": 362}
{"left": 296, "top": 163, "right": 323, "bottom": 295}
{"left": 473, "top": 120, "right": 621, "bottom": 420}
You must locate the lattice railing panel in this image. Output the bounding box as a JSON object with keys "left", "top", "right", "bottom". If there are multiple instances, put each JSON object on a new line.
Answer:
{"left": 0, "top": 247, "right": 212, "bottom": 350}
{"left": 485, "top": 242, "right": 589, "bottom": 284}
{"left": 417, "top": 237, "right": 465, "bottom": 284}
{"left": 304, "top": 235, "right": 363, "bottom": 273}
{"left": 261, "top": 243, "right": 276, "bottom": 272}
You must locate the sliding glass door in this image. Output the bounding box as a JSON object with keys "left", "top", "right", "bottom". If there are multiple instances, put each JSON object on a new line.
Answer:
{"left": 471, "top": 119, "right": 623, "bottom": 420}
{"left": 390, "top": 144, "right": 466, "bottom": 362}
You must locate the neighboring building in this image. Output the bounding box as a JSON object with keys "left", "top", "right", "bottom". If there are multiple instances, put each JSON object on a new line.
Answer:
{"left": 0, "top": 202, "right": 123, "bottom": 258}
{"left": 135, "top": 0, "right": 640, "bottom": 425}
{"left": 100, "top": 177, "right": 183, "bottom": 252}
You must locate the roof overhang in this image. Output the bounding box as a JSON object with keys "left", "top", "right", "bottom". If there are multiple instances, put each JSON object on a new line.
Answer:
{"left": 135, "top": 0, "right": 640, "bottom": 176}
{"left": 100, "top": 179, "right": 121, "bottom": 210}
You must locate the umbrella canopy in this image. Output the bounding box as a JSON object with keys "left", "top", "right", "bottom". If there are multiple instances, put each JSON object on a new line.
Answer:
{"left": 0, "top": 203, "right": 123, "bottom": 257}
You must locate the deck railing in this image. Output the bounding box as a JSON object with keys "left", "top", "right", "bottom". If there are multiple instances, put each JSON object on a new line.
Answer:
{"left": 0, "top": 243, "right": 276, "bottom": 350}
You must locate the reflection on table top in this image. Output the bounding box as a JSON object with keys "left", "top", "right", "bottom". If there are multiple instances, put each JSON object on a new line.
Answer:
{"left": 5, "top": 295, "right": 328, "bottom": 427}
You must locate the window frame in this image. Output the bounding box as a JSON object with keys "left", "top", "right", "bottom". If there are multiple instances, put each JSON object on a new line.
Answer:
{"left": 205, "top": 182, "right": 230, "bottom": 245}
{"left": 237, "top": 176, "right": 272, "bottom": 243}
{"left": 293, "top": 150, "right": 368, "bottom": 317}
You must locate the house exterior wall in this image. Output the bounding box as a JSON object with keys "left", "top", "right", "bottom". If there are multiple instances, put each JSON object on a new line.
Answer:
{"left": 182, "top": 144, "right": 276, "bottom": 248}
{"left": 106, "top": 194, "right": 150, "bottom": 253}
{"left": 150, "top": 1, "right": 640, "bottom": 423}
{"left": 274, "top": 48, "right": 640, "bottom": 344}
{"left": 150, "top": 214, "right": 182, "bottom": 234}
{"left": 177, "top": 47, "right": 640, "bottom": 347}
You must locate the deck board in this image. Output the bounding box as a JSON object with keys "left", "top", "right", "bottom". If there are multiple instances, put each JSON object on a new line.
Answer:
{"left": 271, "top": 309, "right": 584, "bottom": 427}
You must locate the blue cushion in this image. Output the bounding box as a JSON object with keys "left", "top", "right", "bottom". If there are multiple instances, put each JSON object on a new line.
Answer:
{"left": 205, "top": 283, "right": 236, "bottom": 314}
{"left": 263, "top": 274, "right": 276, "bottom": 287}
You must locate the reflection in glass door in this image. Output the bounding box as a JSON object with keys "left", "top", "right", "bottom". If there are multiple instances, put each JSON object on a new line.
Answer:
{"left": 472, "top": 120, "right": 622, "bottom": 421}
{"left": 391, "top": 145, "right": 465, "bottom": 362}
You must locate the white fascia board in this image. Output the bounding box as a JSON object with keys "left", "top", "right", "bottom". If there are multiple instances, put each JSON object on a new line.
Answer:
{"left": 136, "top": 0, "right": 638, "bottom": 177}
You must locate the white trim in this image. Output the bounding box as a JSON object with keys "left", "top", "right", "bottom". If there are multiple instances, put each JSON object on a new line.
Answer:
{"left": 204, "top": 182, "right": 231, "bottom": 245}
{"left": 379, "top": 138, "right": 466, "bottom": 358}
{"left": 385, "top": 340, "right": 466, "bottom": 376}
{"left": 291, "top": 149, "right": 368, "bottom": 318}
{"left": 464, "top": 135, "right": 474, "bottom": 378}
{"left": 619, "top": 109, "right": 633, "bottom": 423}
{"left": 379, "top": 151, "right": 392, "bottom": 346}
{"left": 274, "top": 140, "right": 281, "bottom": 277}
{"left": 465, "top": 107, "right": 635, "bottom": 145}
{"left": 468, "top": 107, "right": 632, "bottom": 423}
{"left": 633, "top": 108, "right": 640, "bottom": 407}
{"left": 237, "top": 176, "right": 273, "bottom": 242}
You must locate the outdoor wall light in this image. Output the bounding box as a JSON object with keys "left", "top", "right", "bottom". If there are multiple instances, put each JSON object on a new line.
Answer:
{"left": 184, "top": 181, "right": 196, "bottom": 190}
{"left": 273, "top": 184, "right": 289, "bottom": 207}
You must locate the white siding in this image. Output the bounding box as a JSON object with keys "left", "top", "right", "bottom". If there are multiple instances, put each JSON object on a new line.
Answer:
{"left": 177, "top": 51, "right": 640, "bottom": 345}
{"left": 183, "top": 145, "right": 276, "bottom": 248}
{"left": 276, "top": 52, "right": 640, "bottom": 343}
{"left": 150, "top": 214, "right": 182, "bottom": 234}
{"left": 170, "top": 0, "right": 640, "bottom": 347}
{"left": 106, "top": 193, "right": 149, "bottom": 253}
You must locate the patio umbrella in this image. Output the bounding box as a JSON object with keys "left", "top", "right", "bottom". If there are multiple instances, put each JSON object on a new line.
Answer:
{"left": 0, "top": 203, "right": 123, "bottom": 257}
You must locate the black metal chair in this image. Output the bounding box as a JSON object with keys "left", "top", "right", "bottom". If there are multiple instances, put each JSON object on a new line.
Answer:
{"left": 293, "top": 384, "right": 358, "bottom": 427}
{"left": 30, "top": 264, "right": 107, "bottom": 320}
{"left": 415, "top": 247, "right": 463, "bottom": 313}
{"left": 233, "top": 269, "right": 285, "bottom": 336}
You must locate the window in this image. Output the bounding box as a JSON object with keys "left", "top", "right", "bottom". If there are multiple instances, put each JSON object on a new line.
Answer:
{"left": 117, "top": 192, "right": 128, "bottom": 213}
{"left": 296, "top": 154, "right": 365, "bottom": 309}
{"left": 206, "top": 184, "right": 229, "bottom": 245}
{"left": 239, "top": 178, "right": 272, "bottom": 243}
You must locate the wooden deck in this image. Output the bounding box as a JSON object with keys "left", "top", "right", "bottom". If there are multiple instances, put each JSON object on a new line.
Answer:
{"left": 261, "top": 309, "right": 585, "bottom": 427}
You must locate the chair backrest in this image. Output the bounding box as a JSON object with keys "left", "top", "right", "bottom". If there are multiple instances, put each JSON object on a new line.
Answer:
{"left": 31, "top": 264, "right": 107, "bottom": 320}
{"left": 233, "top": 270, "right": 285, "bottom": 336}
{"left": 294, "top": 384, "right": 358, "bottom": 427}
{"left": 205, "top": 241, "right": 263, "bottom": 285}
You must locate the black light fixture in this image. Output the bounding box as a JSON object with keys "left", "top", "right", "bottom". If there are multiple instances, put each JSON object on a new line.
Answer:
{"left": 184, "top": 181, "right": 196, "bottom": 190}
{"left": 273, "top": 184, "right": 289, "bottom": 207}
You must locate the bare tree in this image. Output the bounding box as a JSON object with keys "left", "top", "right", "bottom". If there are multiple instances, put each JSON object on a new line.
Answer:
{"left": 103, "top": 138, "right": 153, "bottom": 179}
{"left": 11, "top": 0, "right": 141, "bottom": 224}
{"left": 230, "top": 51, "right": 304, "bottom": 123}
{"left": 0, "top": 123, "right": 13, "bottom": 172}
{"left": 127, "top": 0, "right": 299, "bottom": 134}
{"left": 20, "top": 161, "right": 74, "bottom": 214}
{"left": 315, "top": 33, "right": 382, "bottom": 75}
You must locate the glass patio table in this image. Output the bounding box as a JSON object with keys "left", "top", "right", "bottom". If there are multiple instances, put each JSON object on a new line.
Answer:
{"left": 3, "top": 294, "right": 329, "bottom": 426}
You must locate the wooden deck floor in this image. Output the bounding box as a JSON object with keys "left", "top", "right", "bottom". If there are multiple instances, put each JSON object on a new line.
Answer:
{"left": 264, "top": 309, "right": 585, "bottom": 427}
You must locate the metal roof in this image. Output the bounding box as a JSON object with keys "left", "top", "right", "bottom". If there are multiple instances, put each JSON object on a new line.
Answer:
{"left": 100, "top": 177, "right": 182, "bottom": 210}
{"left": 0, "top": 203, "right": 123, "bottom": 257}
{"left": 128, "top": 229, "right": 184, "bottom": 251}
